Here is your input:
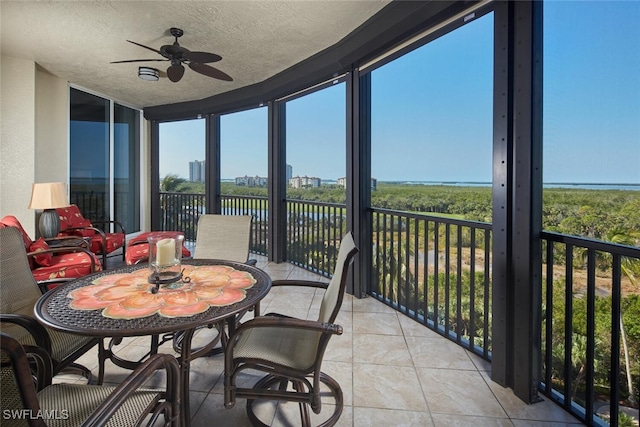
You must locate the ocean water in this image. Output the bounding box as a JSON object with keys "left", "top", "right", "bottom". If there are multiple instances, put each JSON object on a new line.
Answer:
{"left": 385, "top": 181, "right": 640, "bottom": 191}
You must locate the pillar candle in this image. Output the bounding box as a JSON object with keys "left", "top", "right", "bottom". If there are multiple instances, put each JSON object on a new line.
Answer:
{"left": 156, "top": 238, "right": 175, "bottom": 267}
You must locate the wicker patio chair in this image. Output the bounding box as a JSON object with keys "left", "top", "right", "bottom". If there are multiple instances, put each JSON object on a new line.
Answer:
{"left": 0, "top": 226, "right": 105, "bottom": 384}
{"left": 1, "top": 333, "right": 180, "bottom": 427}
{"left": 224, "top": 232, "right": 358, "bottom": 427}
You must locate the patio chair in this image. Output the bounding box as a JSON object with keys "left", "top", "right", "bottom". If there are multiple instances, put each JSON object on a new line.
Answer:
{"left": 0, "top": 226, "right": 105, "bottom": 384}
{"left": 1, "top": 333, "right": 180, "bottom": 427}
{"left": 56, "top": 204, "right": 126, "bottom": 266}
{"left": 170, "top": 214, "right": 256, "bottom": 355}
{"left": 193, "top": 214, "right": 256, "bottom": 265}
{"left": 0, "top": 215, "right": 102, "bottom": 292}
{"left": 224, "top": 232, "right": 358, "bottom": 427}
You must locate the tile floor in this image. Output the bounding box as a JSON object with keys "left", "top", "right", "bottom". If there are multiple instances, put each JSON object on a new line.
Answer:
{"left": 63, "top": 254, "right": 585, "bottom": 426}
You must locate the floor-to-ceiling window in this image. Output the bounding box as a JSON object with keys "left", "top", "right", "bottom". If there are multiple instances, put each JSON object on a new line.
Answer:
{"left": 70, "top": 88, "right": 140, "bottom": 233}
{"left": 114, "top": 104, "right": 140, "bottom": 233}
{"left": 158, "top": 118, "right": 206, "bottom": 240}
{"left": 367, "top": 11, "right": 494, "bottom": 351}
{"left": 284, "top": 81, "right": 347, "bottom": 273}
{"left": 541, "top": 1, "right": 640, "bottom": 421}
{"left": 220, "top": 107, "right": 269, "bottom": 254}
{"left": 69, "top": 89, "right": 110, "bottom": 222}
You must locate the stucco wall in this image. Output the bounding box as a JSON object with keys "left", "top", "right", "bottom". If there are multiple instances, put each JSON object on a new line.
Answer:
{"left": 0, "top": 55, "right": 37, "bottom": 235}
{"left": 35, "top": 66, "right": 69, "bottom": 184}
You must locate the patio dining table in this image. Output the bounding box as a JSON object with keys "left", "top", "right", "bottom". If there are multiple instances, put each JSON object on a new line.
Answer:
{"left": 34, "top": 258, "right": 272, "bottom": 427}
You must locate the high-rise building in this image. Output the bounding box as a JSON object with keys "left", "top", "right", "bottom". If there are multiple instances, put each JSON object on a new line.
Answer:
{"left": 286, "top": 164, "right": 293, "bottom": 182}
{"left": 189, "top": 160, "right": 206, "bottom": 182}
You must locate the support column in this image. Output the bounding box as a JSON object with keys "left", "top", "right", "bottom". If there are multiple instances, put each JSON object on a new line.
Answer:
{"left": 491, "top": 0, "right": 543, "bottom": 404}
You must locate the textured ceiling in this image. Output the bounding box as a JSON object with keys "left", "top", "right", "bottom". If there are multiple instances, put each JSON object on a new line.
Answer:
{"left": 0, "top": 1, "right": 389, "bottom": 108}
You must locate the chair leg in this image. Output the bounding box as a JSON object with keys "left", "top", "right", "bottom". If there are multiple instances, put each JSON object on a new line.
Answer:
{"left": 244, "top": 373, "right": 344, "bottom": 427}
{"left": 97, "top": 339, "right": 106, "bottom": 385}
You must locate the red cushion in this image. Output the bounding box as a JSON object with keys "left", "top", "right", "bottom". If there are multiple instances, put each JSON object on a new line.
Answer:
{"left": 0, "top": 215, "right": 34, "bottom": 249}
{"left": 29, "top": 238, "right": 53, "bottom": 266}
{"left": 31, "top": 251, "right": 102, "bottom": 283}
{"left": 87, "top": 233, "right": 126, "bottom": 255}
{"left": 57, "top": 205, "right": 92, "bottom": 232}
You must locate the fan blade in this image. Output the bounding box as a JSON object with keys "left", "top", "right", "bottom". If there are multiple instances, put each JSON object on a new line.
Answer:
{"left": 189, "top": 63, "right": 233, "bottom": 81}
{"left": 167, "top": 64, "right": 185, "bottom": 82}
{"left": 126, "top": 40, "right": 163, "bottom": 55}
{"left": 185, "top": 51, "right": 222, "bottom": 63}
{"left": 111, "top": 59, "right": 168, "bottom": 64}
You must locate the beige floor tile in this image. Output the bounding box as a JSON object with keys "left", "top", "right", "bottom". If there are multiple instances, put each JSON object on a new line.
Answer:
{"left": 352, "top": 296, "right": 398, "bottom": 314}
{"left": 417, "top": 367, "right": 507, "bottom": 418}
{"left": 322, "top": 360, "right": 353, "bottom": 407}
{"left": 353, "top": 407, "right": 435, "bottom": 426}
{"left": 406, "top": 336, "right": 476, "bottom": 370}
{"left": 353, "top": 364, "right": 427, "bottom": 411}
{"left": 397, "top": 315, "right": 442, "bottom": 338}
{"left": 272, "top": 404, "right": 353, "bottom": 427}
{"left": 465, "top": 349, "right": 492, "bottom": 372}
{"left": 323, "top": 332, "right": 353, "bottom": 363}
{"left": 264, "top": 290, "right": 315, "bottom": 311}
{"left": 353, "top": 334, "right": 413, "bottom": 366}
{"left": 480, "top": 372, "right": 583, "bottom": 424}
{"left": 190, "top": 390, "right": 261, "bottom": 427}
{"left": 431, "top": 413, "right": 515, "bottom": 427}
{"left": 353, "top": 312, "right": 402, "bottom": 335}
{"left": 511, "top": 421, "right": 585, "bottom": 427}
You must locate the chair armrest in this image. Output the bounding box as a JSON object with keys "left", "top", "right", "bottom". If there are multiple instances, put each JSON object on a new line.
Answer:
{"left": 27, "top": 246, "right": 99, "bottom": 273}
{"left": 271, "top": 279, "right": 329, "bottom": 290}
{"left": 0, "top": 315, "right": 53, "bottom": 355}
{"left": 231, "top": 315, "right": 343, "bottom": 338}
{"left": 62, "top": 225, "right": 106, "bottom": 238}
{"left": 90, "top": 219, "right": 126, "bottom": 235}
{"left": 44, "top": 236, "right": 88, "bottom": 248}
{"left": 81, "top": 353, "right": 180, "bottom": 427}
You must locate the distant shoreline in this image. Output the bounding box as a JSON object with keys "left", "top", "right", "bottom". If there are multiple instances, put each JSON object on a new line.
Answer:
{"left": 217, "top": 179, "right": 640, "bottom": 191}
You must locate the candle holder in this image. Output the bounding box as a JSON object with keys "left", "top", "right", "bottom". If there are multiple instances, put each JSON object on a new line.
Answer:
{"left": 147, "top": 234, "right": 186, "bottom": 293}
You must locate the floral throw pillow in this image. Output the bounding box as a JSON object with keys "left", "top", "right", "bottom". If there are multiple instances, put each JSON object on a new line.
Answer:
{"left": 29, "top": 238, "right": 53, "bottom": 267}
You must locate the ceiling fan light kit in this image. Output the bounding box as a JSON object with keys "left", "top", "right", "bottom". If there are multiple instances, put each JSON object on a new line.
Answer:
{"left": 138, "top": 67, "right": 159, "bottom": 81}
{"left": 113, "top": 27, "right": 232, "bottom": 83}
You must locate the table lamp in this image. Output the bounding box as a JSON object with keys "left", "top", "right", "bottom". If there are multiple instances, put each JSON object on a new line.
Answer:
{"left": 28, "top": 182, "right": 69, "bottom": 238}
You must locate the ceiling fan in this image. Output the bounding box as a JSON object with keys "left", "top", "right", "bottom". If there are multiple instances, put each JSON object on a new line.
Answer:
{"left": 111, "top": 27, "right": 232, "bottom": 83}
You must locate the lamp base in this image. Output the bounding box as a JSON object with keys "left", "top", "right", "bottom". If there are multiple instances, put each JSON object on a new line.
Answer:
{"left": 39, "top": 209, "right": 60, "bottom": 239}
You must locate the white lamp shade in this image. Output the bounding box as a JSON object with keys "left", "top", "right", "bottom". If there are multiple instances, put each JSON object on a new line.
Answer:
{"left": 28, "top": 182, "right": 69, "bottom": 210}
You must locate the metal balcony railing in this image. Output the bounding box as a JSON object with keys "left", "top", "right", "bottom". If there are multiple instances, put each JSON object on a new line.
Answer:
{"left": 369, "top": 207, "right": 493, "bottom": 360}
{"left": 540, "top": 231, "right": 640, "bottom": 427}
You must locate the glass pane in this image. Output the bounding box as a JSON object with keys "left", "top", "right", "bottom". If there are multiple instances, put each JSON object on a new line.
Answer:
{"left": 220, "top": 107, "right": 268, "bottom": 196}
{"left": 69, "top": 88, "right": 109, "bottom": 222}
{"left": 158, "top": 119, "right": 205, "bottom": 238}
{"left": 543, "top": 1, "right": 640, "bottom": 240}
{"left": 285, "top": 82, "right": 346, "bottom": 274}
{"left": 220, "top": 107, "right": 269, "bottom": 255}
{"left": 371, "top": 13, "right": 493, "bottom": 219}
{"left": 286, "top": 83, "right": 346, "bottom": 199}
{"left": 114, "top": 104, "right": 140, "bottom": 233}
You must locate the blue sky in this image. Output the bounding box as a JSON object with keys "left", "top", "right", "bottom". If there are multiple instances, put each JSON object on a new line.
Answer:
{"left": 159, "top": 1, "right": 639, "bottom": 185}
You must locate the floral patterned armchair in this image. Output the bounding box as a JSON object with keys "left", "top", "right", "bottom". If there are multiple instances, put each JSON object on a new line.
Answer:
{"left": 0, "top": 215, "right": 102, "bottom": 292}
{"left": 56, "top": 204, "right": 126, "bottom": 266}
